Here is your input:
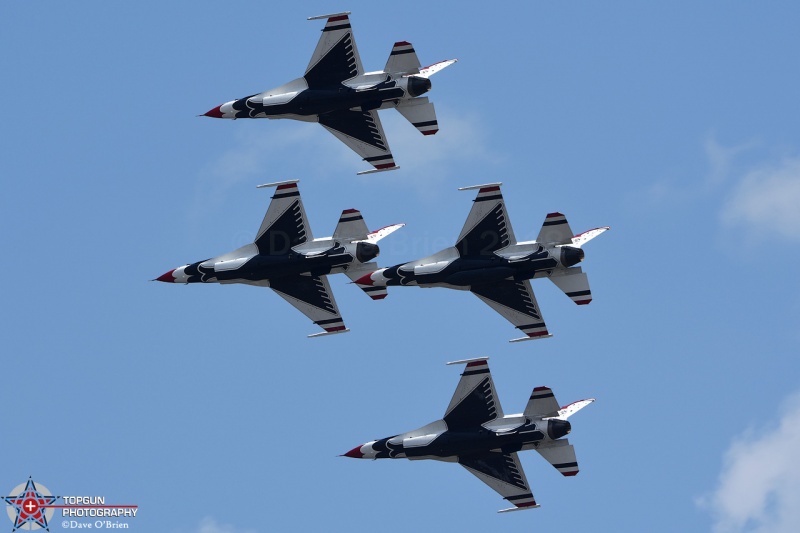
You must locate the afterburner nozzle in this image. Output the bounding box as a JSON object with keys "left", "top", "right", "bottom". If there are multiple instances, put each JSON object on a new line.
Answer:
{"left": 560, "top": 246, "right": 585, "bottom": 268}
{"left": 356, "top": 242, "right": 380, "bottom": 263}
{"left": 547, "top": 419, "right": 572, "bottom": 440}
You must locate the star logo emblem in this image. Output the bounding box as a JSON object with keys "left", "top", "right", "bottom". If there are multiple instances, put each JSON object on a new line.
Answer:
{"left": 3, "top": 478, "right": 58, "bottom": 531}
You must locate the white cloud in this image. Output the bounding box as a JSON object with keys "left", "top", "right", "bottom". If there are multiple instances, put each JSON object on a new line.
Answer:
{"left": 700, "top": 391, "right": 800, "bottom": 533}
{"left": 720, "top": 155, "right": 800, "bottom": 241}
{"left": 194, "top": 516, "right": 258, "bottom": 533}
{"left": 705, "top": 135, "right": 757, "bottom": 187}
{"left": 380, "top": 106, "right": 500, "bottom": 186}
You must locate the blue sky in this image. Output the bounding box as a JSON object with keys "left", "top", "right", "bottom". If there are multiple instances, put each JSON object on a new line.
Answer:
{"left": 2, "top": 2, "right": 800, "bottom": 532}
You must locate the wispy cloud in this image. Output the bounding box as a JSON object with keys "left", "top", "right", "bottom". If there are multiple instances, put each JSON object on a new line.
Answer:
{"left": 188, "top": 124, "right": 327, "bottom": 223}
{"left": 643, "top": 133, "right": 756, "bottom": 204}
{"left": 194, "top": 516, "right": 258, "bottom": 533}
{"left": 720, "top": 155, "right": 800, "bottom": 241}
{"left": 705, "top": 135, "right": 758, "bottom": 188}
{"left": 379, "top": 106, "right": 501, "bottom": 191}
{"left": 699, "top": 391, "right": 800, "bottom": 533}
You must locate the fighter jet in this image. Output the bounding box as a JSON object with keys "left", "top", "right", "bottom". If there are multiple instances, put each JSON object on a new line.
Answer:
{"left": 203, "top": 12, "right": 457, "bottom": 175}
{"left": 155, "top": 180, "right": 403, "bottom": 336}
{"left": 343, "top": 357, "right": 593, "bottom": 512}
{"left": 354, "top": 183, "right": 609, "bottom": 341}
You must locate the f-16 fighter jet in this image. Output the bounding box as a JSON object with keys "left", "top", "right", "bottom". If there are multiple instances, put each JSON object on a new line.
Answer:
{"left": 203, "top": 12, "right": 457, "bottom": 175}
{"left": 344, "top": 357, "right": 594, "bottom": 512}
{"left": 155, "top": 180, "right": 403, "bottom": 337}
{"left": 354, "top": 183, "right": 609, "bottom": 341}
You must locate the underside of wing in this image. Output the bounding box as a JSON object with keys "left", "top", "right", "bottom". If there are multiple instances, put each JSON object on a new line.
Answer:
{"left": 444, "top": 359, "right": 503, "bottom": 430}
{"left": 459, "top": 452, "right": 539, "bottom": 512}
{"left": 305, "top": 13, "right": 363, "bottom": 88}
{"left": 471, "top": 280, "right": 551, "bottom": 341}
{"left": 269, "top": 275, "right": 348, "bottom": 336}
{"left": 255, "top": 181, "right": 313, "bottom": 255}
{"left": 319, "top": 109, "right": 396, "bottom": 171}
{"left": 455, "top": 184, "right": 516, "bottom": 257}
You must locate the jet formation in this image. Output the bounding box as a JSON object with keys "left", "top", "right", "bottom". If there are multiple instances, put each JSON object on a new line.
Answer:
{"left": 155, "top": 180, "right": 402, "bottom": 336}
{"left": 203, "top": 12, "right": 457, "bottom": 174}
{"left": 344, "top": 357, "right": 593, "bottom": 512}
{"left": 354, "top": 183, "right": 609, "bottom": 341}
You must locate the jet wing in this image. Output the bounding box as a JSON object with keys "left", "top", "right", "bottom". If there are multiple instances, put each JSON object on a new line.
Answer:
{"left": 319, "top": 109, "right": 397, "bottom": 173}
{"left": 470, "top": 280, "right": 552, "bottom": 342}
{"left": 455, "top": 184, "right": 517, "bottom": 257}
{"left": 305, "top": 13, "right": 363, "bottom": 88}
{"left": 444, "top": 358, "right": 504, "bottom": 430}
{"left": 459, "top": 452, "right": 539, "bottom": 512}
{"left": 254, "top": 180, "right": 312, "bottom": 255}
{"left": 268, "top": 275, "right": 349, "bottom": 337}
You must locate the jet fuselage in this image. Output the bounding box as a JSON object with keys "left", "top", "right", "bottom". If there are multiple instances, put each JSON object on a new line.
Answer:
{"left": 163, "top": 241, "right": 379, "bottom": 285}
{"left": 351, "top": 417, "right": 572, "bottom": 460}
{"left": 367, "top": 244, "right": 584, "bottom": 290}
{"left": 209, "top": 76, "right": 431, "bottom": 120}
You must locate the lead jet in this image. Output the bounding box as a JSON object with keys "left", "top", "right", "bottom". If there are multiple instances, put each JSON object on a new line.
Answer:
{"left": 203, "top": 12, "right": 457, "bottom": 175}
{"left": 354, "top": 183, "right": 609, "bottom": 341}
{"left": 155, "top": 180, "right": 403, "bottom": 336}
{"left": 344, "top": 357, "right": 593, "bottom": 512}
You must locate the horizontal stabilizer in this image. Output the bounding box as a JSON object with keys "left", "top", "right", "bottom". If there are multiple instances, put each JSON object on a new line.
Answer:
{"left": 524, "top": 387, "right": 560, "bottom": 419}
{"left": 536, "top": 440, "right": 579, "bottom": 477}
{"left": 417, "top": 59, "right": 458, "bottom": 79}
{"left": 385, "top": 41, "right": 421, "bottom": 75}
{"left": 549, "top": 268, "right": 592, "bottom": 305}
{"left": 396, "top": 97, "right": 439, "bottom": 135}
{"left": 536, "top": 212, "right": 574, "bottom": 246}
{"left": 333, "top": 209, "right": 369, "bottom": 241}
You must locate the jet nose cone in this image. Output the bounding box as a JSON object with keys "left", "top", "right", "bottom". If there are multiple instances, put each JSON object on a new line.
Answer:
{"left": 342, "top": 445, "right": 365, "bottom": 459}
{"left": 354, "top": 272, "right": 374, "bottom": 286}
{"left": 203, "top": 105, "right": 224, "bottom": 118}
{"left": 155, "top": 269, "right": 176, "bottom": 282}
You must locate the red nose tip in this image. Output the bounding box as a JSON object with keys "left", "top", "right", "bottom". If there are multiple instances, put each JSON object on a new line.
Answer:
{"left": 353, "top": 273, "right": 374, "bottom": 286}
{"left": 155, "top": 269, "right": 176, "bottom": 283}
{"left": 203, "top": 105, "right": 224, "bottom": 118}
{"left": 342, "top": 445, "right": 364, "bottom": 458}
